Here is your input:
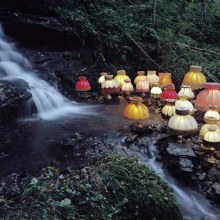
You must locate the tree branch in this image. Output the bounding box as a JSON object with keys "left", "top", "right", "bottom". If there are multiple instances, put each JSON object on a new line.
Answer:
{"left": 177, "top": 43, "right": 220, "bottom": 56}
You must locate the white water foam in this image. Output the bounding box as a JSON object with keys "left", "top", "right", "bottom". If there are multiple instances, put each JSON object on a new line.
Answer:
{"left": 0, "top": 24, "right": 95, "bottom": 120}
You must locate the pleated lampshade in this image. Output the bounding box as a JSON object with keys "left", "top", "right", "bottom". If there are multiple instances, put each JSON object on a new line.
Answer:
{"left": 182, "top": 66, "right": 206, "bottom": 90}
{"left": 178, "top": 85, "right": 195, "bottom": 100}
{"left": 146, "top": 70, "right": 159, "bottom": 86}
{"left": 134, "top": 71, "right": 147, "bottom": 84}
{"left": 195, "top": 83, "right": 220, "bottom": 112}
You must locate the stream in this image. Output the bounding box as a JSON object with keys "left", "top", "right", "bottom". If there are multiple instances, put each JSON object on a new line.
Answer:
{"left": 0, "top": 23, "right": 220, "bottom": 219}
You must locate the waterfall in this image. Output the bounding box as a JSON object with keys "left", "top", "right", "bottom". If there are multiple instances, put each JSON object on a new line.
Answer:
{"left": 0, "top": 24, "right": 93, "bottom": 120}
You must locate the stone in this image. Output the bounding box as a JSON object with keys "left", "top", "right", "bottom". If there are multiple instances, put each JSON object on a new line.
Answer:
{"left": 178, "top": 158, "right": 194, "bottom": 172}
{"left": 166, "top": 142, "right": 196, "bottom": 158}
{"left": 207, "top": 167, "right": 220, "bottom": 181}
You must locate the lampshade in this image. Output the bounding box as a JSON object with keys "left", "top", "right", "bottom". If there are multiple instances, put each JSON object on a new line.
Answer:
{"left": 204, "top": 105, "right": 220, "bottom": 120}
{"left": 122, "top": 79, "right": 134, "bottom": 95}
{"left": 175, "top": 96, "right": 194, "bottom": 114}
{"left": 200, "top": 116, "right": 220, "bottom": 138}
{"left": 101, "top": 75, "right": 120, "bottom": 97}
{"left": 162, "top": 99, "right": 176, "bottom": 118}
{"left": 98, "top": 72, "right": 108, "bottom": 84}
{"left": 182, "top": 66, "right": 206, "bottom": 90}
{"left": 134, "top": 71, "right": 147, "bottom": 84}
{"left": 161, "top": 84, "right": 178, "bottom": 100}
{"left": 136, "top": 80, "right": 149, "bottom": 93}
{"left": 178, "top": 85, "right": 195, "bottom": 100}
{"left": 146, "top": 70, "right": 159, "bottom": 86}
{"left": 124, "top": 96, "right": 150, "bottom": 120}
{"left": 204, "top": 125, "right": 220, "bottom": 143}
{"left": 195, "top": 83, "right": 220, "bottom": 112}
{"left": 150, "top": 84, "right": 162, "bottom": 98}
{"left": 75, "top": 76, "right": 91, "bottom": 91}
{"left": 114, "top": 70, "right": 130, "bottom": 87}
{"left": 168, "top": 108, "right": 198, "bottom": 132}
{"left": 159, "top": 72, "right": 173, "bottom": 86}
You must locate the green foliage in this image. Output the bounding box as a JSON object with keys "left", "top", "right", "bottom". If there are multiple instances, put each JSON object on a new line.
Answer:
{"left": 4, "top": 157, "right": 181, "bottom": 220}
{"left": 48, "top": 0, "right": 220, "bottom": 85}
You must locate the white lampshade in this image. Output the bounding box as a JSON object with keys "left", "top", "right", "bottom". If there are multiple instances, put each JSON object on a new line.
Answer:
{"left": 98, "top": 72, "right": 108, "bottom": 84}
{"left": 204, "top": 125, "right": 220, "bottom": 143}
{"left": 178, "top": 85, "right": 195, "bottom": 99}
{"left": 204, "top": 106, "right": 220, "bottom": 120}
{"left": 175, "top": 96, "right": 194, "bottom": 114}
{"left": 122, "top": 79, "right": 134, "bottom": 94}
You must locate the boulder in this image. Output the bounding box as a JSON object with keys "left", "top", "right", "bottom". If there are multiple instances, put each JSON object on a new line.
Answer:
{"left": 0, "top": 79, "right": 32, "bottom": 119}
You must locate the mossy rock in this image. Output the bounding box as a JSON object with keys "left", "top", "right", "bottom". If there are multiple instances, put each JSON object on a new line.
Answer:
{"left": 4, "top": 157, "right": 181, "bottom": 220}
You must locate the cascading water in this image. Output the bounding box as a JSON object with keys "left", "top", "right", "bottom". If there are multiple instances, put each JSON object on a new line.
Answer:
{"left": 0, "top": 24, "right": 93, "bottom": 120}
{"left": 122, "top": 136, "right": 220, "bottom": 220}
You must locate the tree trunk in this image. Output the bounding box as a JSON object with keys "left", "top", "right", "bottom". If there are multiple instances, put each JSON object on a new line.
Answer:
{"left": 152, "top": 0, "right": 157, "bottom": 27}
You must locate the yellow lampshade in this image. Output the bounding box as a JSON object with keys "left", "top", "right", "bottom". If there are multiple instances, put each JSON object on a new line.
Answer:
{"left": 122, "top": 79, "right": 134, "bottom": 95}
{"left": 204, "top": 105, "right": 220, "bottom": 120}
{"left": 162, "top": 99, "right": 176, "bottom": 118}
{"left": 150, "top": 84, "right": 162, "bottom": 98}
{"left": 182, "top": 66, "right": 206, "bottom": 90}
{"left": 168, "top": 108, "right": 198, "bottom": 132}
{"left": 175, "top": 96, "right": 195, "bottom": 114}
{"left": 98, "top": 72, "right": 108, "bottom": 84}
{"left": 200, "top": 116, "right": 220, "bottom": 138}
{"left": 204, "top": 125, "right": 220, "bottom": 143}
{"left": 146, "top": 70, "right": 159, "bottom": 86}
{"left": 159, "top": 72, "right": 173, "bottom": 86}
{"left": 134, "top": 71, "right": 147, "bottom": 84}
{"left": 114, "top": 70, "right": 130, "bottom": 87}
{"left": 124, "top": 96, "right": 150, "bottom": 120}
{"left": 136, "top": 80, "right": 149, "bottom": 93}
{"left": 178, "top": 85, "right": 195, "bottom": 100}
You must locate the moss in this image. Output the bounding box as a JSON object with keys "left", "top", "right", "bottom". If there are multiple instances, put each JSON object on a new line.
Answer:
{"left": 4, "top": 157, "right": 181, "bottom": 220}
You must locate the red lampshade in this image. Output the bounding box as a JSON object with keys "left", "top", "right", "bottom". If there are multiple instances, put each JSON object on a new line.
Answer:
{"left": 161, "top": 84, "right": 178, "bottom": 100}
{"left": 75, "top": 76, "right": 91, "bottom": 91}
{"left": 195, "top": 83, "right": 220, "bottom": 112}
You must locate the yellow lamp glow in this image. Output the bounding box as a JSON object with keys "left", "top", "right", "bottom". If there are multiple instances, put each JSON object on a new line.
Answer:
{"left": 204, "top": 125, "right": 220, "bottom": 143}
{"left": 204, "top": 105, "right": 220, "bottom": 120}
{"left": 136, "top": 80, "right": 149, "bottom": 94}
{"left": 162, "top": 99, "right": 176, "bottom": 118}
{"left": 200, "top": 116, "right": 220, "bottom": 138}
{"left": 134, "top": 71, "right": 147, "bottom": 84}
{"left": 175, "top": 96, "right": 195, "bottom": 114}
{"left": 159, "top": 72, "right": 173, "bottom": 86}
{"left": 122, "top": 79, "right": 134, "bottom": 95}
{"left": 146, "top": 70, "right": 159, "bottom": 86}
{"left": 182, "top": 66, "right": 206, "bottom": 90}
{"left": 150, "top": 84, "right": 162, "bottom": 98}
{"left": 178, "top": 85, "right": 195, "bottom": 100}
{"left": 98, "top": 72, "right": 108, "bottom": 84}
{"left": 124, "top": 96, "right": 150, "bottom": 120}
{"left": 114, "top": 70, "right": 130, "bottom": 87}
{"left": 168, "top": 108, "right": 198, "bottom": 132}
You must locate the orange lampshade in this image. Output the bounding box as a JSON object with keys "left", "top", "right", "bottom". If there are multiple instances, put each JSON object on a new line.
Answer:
{"left": 195, "top": 83, "right": 220, "bottom": 112}
{"left": 159, "top": 72, "right": 173, "bottom": 86}
{"left": 146, "top": 70, "right": 159, "bottom": 86}
{"left": 114, "top": 70, "right": 130, "bottom": 87}
{"left": 124, "top": 96, "right": 150, "bottom": 120}
{"left": 136, "top": 80, "right": 149, "bottom": 93}
{"left": 134, "top": 71, "right": 147, "bottom": 84}
{"left": 182, "top": 66, "right": 206, "bottom": 90}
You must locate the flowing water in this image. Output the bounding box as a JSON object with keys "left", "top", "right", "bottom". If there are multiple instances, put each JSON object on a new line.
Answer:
{"left": 0, "top": 24, "right": 219, "bottom": 219}
{"left": 0, "top": 24, "right": 94, "bottom": 120}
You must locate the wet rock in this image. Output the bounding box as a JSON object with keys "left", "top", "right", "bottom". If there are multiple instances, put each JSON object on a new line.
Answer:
{"left": 179, "top": 158, "right": 194, "bottom": 172}
{"left": 207, "top": 167, "right": 220, "bottom": 181}
{"left": 166, "top": 143, "right": 196, "bottom": 158}
{"left": 123, "top": 134, "right": 138, "bottom": 145}
{"left": 0, "top": 80, "right": 32, "bottom": 119}
{"left": 198, "top": 172, "right": 207, "bottom": 180}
